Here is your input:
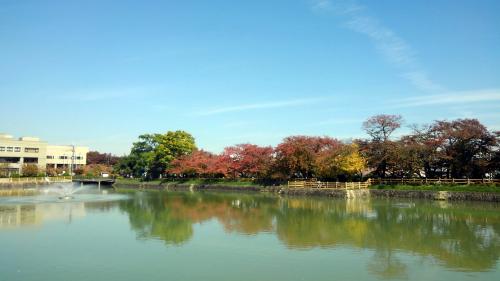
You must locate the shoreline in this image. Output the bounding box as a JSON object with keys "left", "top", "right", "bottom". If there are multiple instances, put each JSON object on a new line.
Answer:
{"left": 0, "top": 182, "right": 497, "bottom": 202}
{"left": 113, "top": 183, "right": 500, "bottom": 202}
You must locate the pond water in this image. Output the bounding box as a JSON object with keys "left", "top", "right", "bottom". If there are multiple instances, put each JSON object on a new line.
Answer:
{"left": 0, "top": 187, "right": 499, "bottom": 281}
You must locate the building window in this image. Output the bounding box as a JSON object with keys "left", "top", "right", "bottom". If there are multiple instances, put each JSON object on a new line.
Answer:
{"left": 47, "top": 156, "right": 54, "bottom": 159}
{"left": 14, "top": 147, "right": 21, "bottom": 152}
{"left": 0, "top": 147, "right": 4, "bottom": 152}
{"left": 76, "top": 156, "right": 82, "bottom": 160}
{"left": 24, "top": 157, "right": 38, "bottom": 163}
{"left": 59, "top": 156, "right": 68, "bottom": 159}
{"left": 7, "top": 147, "right": 13, "bottom": 152}
{"left": 0, "top": 157, "right": 20, "bottom": 163}
{"left": 24, "top": 147, "right": 39, "bottom": 153}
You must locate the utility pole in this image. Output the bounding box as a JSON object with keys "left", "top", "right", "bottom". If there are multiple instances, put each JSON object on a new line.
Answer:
{"left": 70, "top": 145, "right": 75, "bottom": 176}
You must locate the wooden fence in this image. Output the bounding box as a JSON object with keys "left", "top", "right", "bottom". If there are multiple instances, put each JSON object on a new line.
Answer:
{"left": 287, "top": 177, "right": 500, "bottom": 189}
{"left": 288, "top": 180, "right": 371, "bottom": 189}
{"left": 371, "top": 178, "right": 500, "bottom": 185}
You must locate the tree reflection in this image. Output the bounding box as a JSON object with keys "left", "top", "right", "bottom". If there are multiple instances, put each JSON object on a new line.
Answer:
{"left": 119, "top": 192, "right": 194, "bottom": 245}
{"left": 118, "top": 191, "right": 500, "bottom": 271}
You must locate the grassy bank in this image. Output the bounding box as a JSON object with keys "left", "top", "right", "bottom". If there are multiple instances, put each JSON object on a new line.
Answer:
{"left": 371, "top": 184, "right": 500, "bottom": 193}
{"left": 114, "top": 179, "right": 500, "bottom": 193}
{"left": 115, "top": 178, "right": 262, "bottom": 187}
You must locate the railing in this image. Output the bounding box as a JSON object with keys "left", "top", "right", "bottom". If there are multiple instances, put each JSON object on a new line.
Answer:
{"left": 73, "top": 175, "right": 115, "bottom": 180}
{"left": 288, "top": 180, "right": 371, "bottom": 189}
{"left": 0, "top": 176, "right": 72, "bottom": 184}
{"left": 371, "top": 178, "right": 500, "bottom": 185}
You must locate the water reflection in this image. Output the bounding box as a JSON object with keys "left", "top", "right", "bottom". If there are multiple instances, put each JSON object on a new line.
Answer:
{"left": 0, "top": 191, "right": 127, "bottom": 228}
{"left": 0, "top": 203, "right": 87, "bottom": 227}
{"left": 118, "top": 191, "right": 500, "bottom": 272}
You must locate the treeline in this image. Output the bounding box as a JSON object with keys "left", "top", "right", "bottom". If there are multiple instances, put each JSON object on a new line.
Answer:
{"left": 114, "top": 115, "right": 500, "bottom": 181}
{"left": 359, "top": 115, "right": 499, "bottom": 179}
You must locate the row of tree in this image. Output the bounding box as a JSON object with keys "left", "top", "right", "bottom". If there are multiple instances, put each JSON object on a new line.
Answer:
{"left": 359, "top": 115, "right": 499, "bottom": 179}
{"left": 168, "top": 140, "right": 364, "bottom": 180}
{"left": 114, "top": 115, "right": 500, "bottom": 180}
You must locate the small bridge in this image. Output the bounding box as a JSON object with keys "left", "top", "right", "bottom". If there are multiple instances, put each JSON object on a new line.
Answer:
{"left": 72, "top": 177, "right": 116, "bottom": 189}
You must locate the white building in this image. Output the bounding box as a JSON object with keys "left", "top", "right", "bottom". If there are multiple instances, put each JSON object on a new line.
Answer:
{"left": 0, "top": 133, "right": 89, "bottom": 176}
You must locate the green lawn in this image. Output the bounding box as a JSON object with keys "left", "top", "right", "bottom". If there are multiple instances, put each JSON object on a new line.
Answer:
{"left": 371, "top": 184, "right": 500, "bottom": 193}
{"left": 115, "top": 178, "right": 162, "bottom": 185}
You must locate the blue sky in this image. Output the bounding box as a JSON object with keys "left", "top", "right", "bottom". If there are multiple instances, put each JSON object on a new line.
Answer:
{"left": 1, "top": 0, "right": 499, "bottom": 155}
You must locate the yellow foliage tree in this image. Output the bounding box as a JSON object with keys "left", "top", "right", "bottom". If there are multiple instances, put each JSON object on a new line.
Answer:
{"left": 316, "top": 144, "right": 366, "bottom": 179}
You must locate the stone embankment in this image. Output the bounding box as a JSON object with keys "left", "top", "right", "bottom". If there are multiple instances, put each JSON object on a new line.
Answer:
{"left": 0, "top": 176, "right": 72, "bottom": 188}
{"left": 279, "top": 188, "right": 371, "bottom": 198}
{"left": 370, "top": 189, "right": 499, "bottom": 202}
{"left": 0, "top": 182, "right": 54, "bottom": 189}
{"left": 114, "top": 182, "right": 500, "bottom": 202}
{"left": 0, "top": 188, "right": 38, "bottom": 196}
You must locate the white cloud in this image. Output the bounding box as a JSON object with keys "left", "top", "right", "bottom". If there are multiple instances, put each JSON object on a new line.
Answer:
{"left": 222, "top": 121, "right": 253, "bottom": 129}
{"left": 345, "top": 15, "right": 416, "bottom": 67}
{"left": 61, "top": 86, "right": 156, "bottom": 102}
{"left": 391, "top": 89, "right": 500, "bottom": 108}
{"left": 196, "top": 97, "right": 328, "bottom": 116}
{"left": 311, "top": 0, "right": 333, "bottom": 11}
{"left": 310, "top": 0, "right": 446, "bottom": 94}
{"left": 313, "top": 117, "right": 364, "bottom": 126}
{"left": 317, "top": 1, "right": 499, "bottom": 120}
{"left": 401, "top": 71, "right": 447, "bottom": 93}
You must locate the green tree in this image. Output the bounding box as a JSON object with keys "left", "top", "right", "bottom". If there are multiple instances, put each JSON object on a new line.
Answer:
{"left": 151, "top": 131, "right": 197, "bottom": 178}
{"left": 116, "top": 131, "right": 196, "bottom": 179}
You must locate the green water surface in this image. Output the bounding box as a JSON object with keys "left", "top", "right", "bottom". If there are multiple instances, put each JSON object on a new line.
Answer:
{"left": 0, "top": 190, "right": 499, "bottom": 281}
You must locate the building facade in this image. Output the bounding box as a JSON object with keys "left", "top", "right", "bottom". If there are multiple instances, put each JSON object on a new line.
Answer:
{"left": 0, "top": 133, "right": 89, "bottom": 176}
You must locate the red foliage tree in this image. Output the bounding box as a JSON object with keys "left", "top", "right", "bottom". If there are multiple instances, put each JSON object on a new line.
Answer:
{"left": 220, "top": 144, "right": 274, "bottom": 178}
{"left": 87, "top": 151, "right": 120, "bottom": 165}
{"left": 361, "top": 114, "right": 403, "bottom": 178}
{"left": 427, "top": 119, "right": 498, "bottom": 178}
{"left": 362, "top": 114, "right": 402, "bottom": 142}
{"left": 168, "top": 150, "right": 227, "bottom": 177}
{"left": 274, "top": 136, "right": 342, "bottom": 179}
